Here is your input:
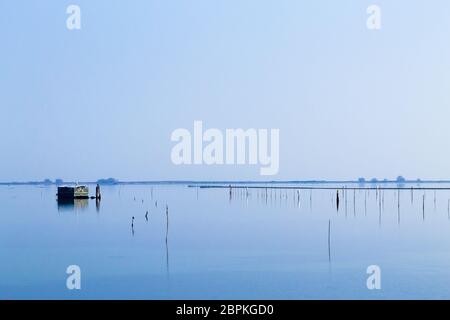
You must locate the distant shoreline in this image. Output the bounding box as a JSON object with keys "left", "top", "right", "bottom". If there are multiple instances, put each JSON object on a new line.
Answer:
{"left": 2, "top": 179, "right": 450, "bottom": 186}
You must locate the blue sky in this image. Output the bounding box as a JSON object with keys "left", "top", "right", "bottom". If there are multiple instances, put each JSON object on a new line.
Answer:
{"left": 1, "top": 1, "right": 450, "bottom": 181}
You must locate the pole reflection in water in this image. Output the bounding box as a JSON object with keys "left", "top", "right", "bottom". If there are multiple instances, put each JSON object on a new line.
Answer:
{"left": 155, "top": 184, "right": 450, "bottom": 289}
{"left": 448, "top": 199, "right": 450, "bottom": 219}
{"left": 328, "top": 219, "right": 331, "bottom": 263}
{"left": 165, "top": 204, "right": 170, "bottom": 279}
{"left": 12, "top": 182, "right": 450, "bottom": 299}
{"left": 364, "top": 190, "right": 367, "bottom": 216}
{"left": 423, "top": 193, "right": 426, "bottom": 221}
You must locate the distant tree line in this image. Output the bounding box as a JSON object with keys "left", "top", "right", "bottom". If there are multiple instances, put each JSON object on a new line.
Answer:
{"left": 20, "top": 178, "right": 120, "bottom": 185}
{"left": 357, "top": 176, "right": 417, "bottom": 183}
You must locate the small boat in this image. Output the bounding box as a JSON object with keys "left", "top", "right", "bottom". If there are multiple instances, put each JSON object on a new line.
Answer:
{"left": 57, "top": 185, "right": 89, "bottom": 199}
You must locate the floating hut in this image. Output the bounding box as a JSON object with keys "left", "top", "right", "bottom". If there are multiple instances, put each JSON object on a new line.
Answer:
{"left": 57, "top": 185, "right": 89, "bottom": 200}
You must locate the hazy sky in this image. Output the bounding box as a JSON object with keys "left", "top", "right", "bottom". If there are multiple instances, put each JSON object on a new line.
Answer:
{"left": 1, "top": 1, "right": 450, "bottom": 181}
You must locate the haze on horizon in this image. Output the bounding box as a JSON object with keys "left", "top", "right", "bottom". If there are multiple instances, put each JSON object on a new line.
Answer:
{"left": 2, "top": 1, "right": 450, "bottom": 182}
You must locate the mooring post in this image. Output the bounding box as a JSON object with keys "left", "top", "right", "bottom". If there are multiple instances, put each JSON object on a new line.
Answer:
{"left": 96, "top": 184, "right": 101, "bottom": 200}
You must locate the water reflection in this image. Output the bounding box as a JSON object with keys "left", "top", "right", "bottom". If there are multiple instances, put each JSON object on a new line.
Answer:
{"left": 327, "top": 219, "right": 331, "bottom": 263}
{"left": 57, "top": 198, "right": 89, "bottom": 212}
{"left": 7, "top": 183, "right": 450, "bottom": 299}
{"left": 209, "top": 184, "right": 450, "bottom": 227}
{"left": 165, "top": 204, "right": 170, "bottom": 279}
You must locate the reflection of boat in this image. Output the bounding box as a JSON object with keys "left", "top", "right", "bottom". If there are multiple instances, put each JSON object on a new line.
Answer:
{"left": 57, "top": 185, "right": 89, "bottom": 199}
{"left": 57, "top": 198, "right": 89, "bottom": 211}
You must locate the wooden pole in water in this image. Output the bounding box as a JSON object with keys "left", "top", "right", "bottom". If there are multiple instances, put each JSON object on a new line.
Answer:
{"left": 336, "top": 190, "right": 339, "bottom": 212}
{"left": 96, "top": 184, "right": 101, "bottom": 200}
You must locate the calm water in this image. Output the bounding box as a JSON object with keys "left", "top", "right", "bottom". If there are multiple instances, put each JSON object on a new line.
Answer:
{"left": 1, "top": 183, "right": 450, "bottom": 299}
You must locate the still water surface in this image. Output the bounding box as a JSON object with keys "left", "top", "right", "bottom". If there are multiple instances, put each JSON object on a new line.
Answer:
{"left": 1, "top": 183, "right": 450, "bottom": 299}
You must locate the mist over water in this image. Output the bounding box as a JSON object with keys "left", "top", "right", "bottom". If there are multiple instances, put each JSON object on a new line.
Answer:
{"left": 1, "top": 183, "right": 450, "bottom": 299}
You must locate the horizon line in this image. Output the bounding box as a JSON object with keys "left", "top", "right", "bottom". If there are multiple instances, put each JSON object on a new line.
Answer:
{"left": 1, "top": 178, "right": 450, "bottom": 185}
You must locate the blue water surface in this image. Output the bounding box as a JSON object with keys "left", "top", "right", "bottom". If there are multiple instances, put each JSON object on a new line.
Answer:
{"left": 1, "top": 183, "right": 450, "bottom": 299}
